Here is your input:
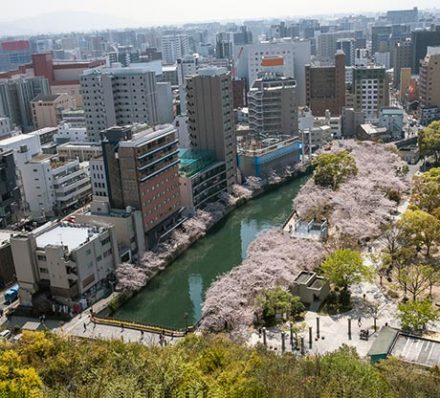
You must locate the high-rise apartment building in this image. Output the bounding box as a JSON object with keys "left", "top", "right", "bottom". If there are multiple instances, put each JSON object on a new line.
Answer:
{"left": 248, "top": 72, "right": 297, "bottom": 135}
{"left": 352, "top": 65, "right": 389, "bottom": 120}
{"left": 186, "top": 67, "right": 237, "bottom": 192}
{"left": 336, "top": 38, "right": 355, "bottom": 66}
{"left": 0, "top": 76, "right": 50, "bottom": 131}
{"left": 161, "top": 34, "right": 190, "bottom": 64}
{"left": 419, "top": 50, "right": 440, "bottom": 108}
{"left": 371, "top": 26, "right": 392, "bottom": 55}
{"left": 305, "top": 52, "right": 346, "bottom": 116}
{"left": 233, "top": 26, "right": 253, "bottom": 45}
{"left": 216, "top": 32, "right": 233, "bottom": 59}
{"left": 317, "top": 31, "right": 356, "bottom": 59}
{"left": 412, "top": 28, "right": 440, "bottom": 74}
{"left": 80, "top": 67, "right": 163, "bottom": 142}
{"left": 0, "top": 40, "right": 32, "bottom": 72}
{"left": 392, "top": 40, "right": 413, "bottom": 88}
{"left": 101, "top": 124, "right": 182, "bottom": 248}
{"left": 0, "top": 148, "right": 21, "bottom": 227}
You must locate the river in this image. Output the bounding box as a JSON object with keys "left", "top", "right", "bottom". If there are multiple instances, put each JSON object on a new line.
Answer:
{"left": 112, "top": 175, "right": 309, "bottom": 329}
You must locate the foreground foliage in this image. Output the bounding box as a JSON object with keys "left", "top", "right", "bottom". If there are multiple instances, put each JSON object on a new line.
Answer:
{"left": 0, "top": 332, "right": 439, "bottom": 398}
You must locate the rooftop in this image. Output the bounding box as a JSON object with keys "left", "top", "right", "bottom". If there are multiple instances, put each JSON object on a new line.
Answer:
{"left": 28, "top": 127, "right": 58, "bottom": 136}
{"left": 35, "top": 224, "right": 100, "bottom": 252}
{"left": 31, "top": 94, "right": 62, "bottom": 102}
{"left": 390, "top": 334, "right": 440, "bottom": 368}
{"left": 179, "top": 149, "right": 217, "bottom": 177}
{"left": 0, "top": 230, "right": 13, "bottom": 247}
{"left": 119, "top": 124, "right": 176, "bottom": 148}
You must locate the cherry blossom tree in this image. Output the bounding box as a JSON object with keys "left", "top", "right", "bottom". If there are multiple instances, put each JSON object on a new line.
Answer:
{"left": 201, "top": 230, "right": 326, "bottom": 331}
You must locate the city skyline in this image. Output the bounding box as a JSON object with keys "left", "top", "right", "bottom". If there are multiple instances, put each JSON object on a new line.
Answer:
{"left": 0, "top": 2, "right": 436, "bottom": 35}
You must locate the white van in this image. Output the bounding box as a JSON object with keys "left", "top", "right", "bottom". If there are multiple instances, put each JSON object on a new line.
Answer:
{"left": 0, "top": 329, "right": 12, "bottom": 340}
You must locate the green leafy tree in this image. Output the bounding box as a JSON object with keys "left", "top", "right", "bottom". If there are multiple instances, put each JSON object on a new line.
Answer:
{"left": 412, "top": 168, "right": 440, "bottom": 216}
{"left": 257, "top": 288, "right": 305, "bottom": 325}
{"left": 397, "top": 300, "right": 439, "bottom": 331}
{"left": 398, "top": 209, "right": 440, "bottom": 256}
{"left": 321, "top": 249, "right": 373, "bottom": 290}
{"left": 418, "top": 121, "right": 440, "bottom": 164}
{"left": 396, "top": 264, "right": 437, "bottom": 301}
{"left": 312, "top": 150, "right": 358, "bottom": 190}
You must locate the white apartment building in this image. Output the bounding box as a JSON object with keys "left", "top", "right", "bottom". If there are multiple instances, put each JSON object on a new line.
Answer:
{"left": 177, "top": 55, "right": 198, "bottom": 114}
{"left": 161, "top": 34, "right": 190, "bottom": 64}
{"left": 10, "top": 221, "right": 118, "bottom": 307}
{"left": 55, "top": 123, "right": 88, "bottom": 143}
{"left": 233, "top": 39, "right": 311, "bottom": 105}
{"left": 21, "top": 154, "right": 91, "bottom": 218}
{"left": 80, "top": 67, "right": 164, "bottom": 142}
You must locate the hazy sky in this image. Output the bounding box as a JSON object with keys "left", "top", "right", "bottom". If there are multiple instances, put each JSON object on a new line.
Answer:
{"left": 1, "top": 1, "right": 436, "bottom": 25}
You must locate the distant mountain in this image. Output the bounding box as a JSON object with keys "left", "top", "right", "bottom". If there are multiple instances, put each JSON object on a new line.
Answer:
{"left": 0, "top": 11, "right": 144, "bottom": 36}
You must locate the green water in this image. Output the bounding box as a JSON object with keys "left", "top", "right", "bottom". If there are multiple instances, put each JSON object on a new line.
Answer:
{"left": 112, "top": 175, "right": 309, "bottom": 329}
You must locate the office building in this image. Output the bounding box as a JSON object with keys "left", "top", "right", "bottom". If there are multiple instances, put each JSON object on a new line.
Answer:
{"left": 0, "top": 149, "right": 21, "bottom": 227}
{"left": 233, "top": 39, "right": 311, "bottom": 105}
{"left": 378, "top": 107, "right": 404, "bottom": 140}
{"left": 412, "top": 28, "right": 440, "bottom": 74}
{"left": 237, "top": 135, "right": 302, "bottom": 178}
{"left": 317, "top": 31, "right": 356, "bottom": 59}
{"left": 57, "top": 142, "right": 102, "bottom": 162}
{"left": 80, "top": 67, "right": 164, "bottom": 142}
{"left": 161, "top": 34, "right": 190, "bottom": 64}
{"left": 233, "top": 26, "right": 253, "bottom": 45}
{"left": 372, "top": 26, "right": 392, "bottom": 55}
{"left": 0, "top": 53, "right": 105, "bottom": 108}
{"left": 341, "top": 107, "right": 366, "bottom": 138}
{"left": 21, "top": 154, "right": 91, "bottom": 218}
{"left": 101, "top": 124, "right": 182, "bottom": 249}
{"left": 89, "top": 157, "right": 108, "bottom": 199}
{"left": 0, "top": 40, "right": 32, "bottom": 72}
{"left": 31, "top": 93, "right": 74, "bottom": 130}
{"left": 248, "top": 72, "right": 297, "bottom": 135}
{"left": 386, "top": 7, "right": 418, "bottom": 24}
{"left": 336, "top": 38, "right": 355, "bottom": 66}
{"left": 186, "top": 67, "right": 237, "bottom": 192}
{"left": 0, "top": 76, "right": 50, "bottom": 132}
{"left": 352, "top": 65, "right": 389, "bottom": 120}
{"left": 419, "top": 50, "right": 440, "bottom": 109}
{"left": 0, "top": 230, "right": 16, "bottom": 287}
{"left": 0, "top": 117, "right": 12, "bottom": 139}
{"left": 10, "top": 221, "right": 118, "bottom": 307}
{"left": 392, "top": 40, "right": 413, "bottom": 88}
{"left": 305, "top": 52, "right": 346, "bottom": 116}
{"left": 179, "top": 149, "right": 227, "bottom": 216}
{"left": 216, "top": 32, "right": 233, "bottom": 59}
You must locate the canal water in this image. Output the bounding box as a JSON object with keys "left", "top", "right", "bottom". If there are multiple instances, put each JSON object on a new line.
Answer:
{"left": 112, "top": 175, "right": 309, "bottom": 329}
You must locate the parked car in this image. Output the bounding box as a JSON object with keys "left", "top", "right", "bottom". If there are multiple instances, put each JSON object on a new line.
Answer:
{"left": 0, "top": 329, "right": 12, "bottom": 340}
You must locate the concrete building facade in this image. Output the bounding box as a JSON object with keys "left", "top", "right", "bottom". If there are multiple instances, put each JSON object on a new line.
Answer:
{"left": 80, "top": 67, "right": 162, "bottom": 142}
{"left": 419, "top": 51, "right": 440, "bottom": 108}
{"left": 305, "top": 52, "right": 346, "bottom": 116}
{"left": 186, "top": 68, "right": 237, "bottom": 192}
{"left": 31, "top": 93, "right": 74, "bottom": 130}
{"left": 248, "top": 73, "right": 297, "bottom": 135}
{"left": 352, "top": 65, "right": 389, "bottom": 120}
{"left": 101, "top": 124, "right": 182, "bottom": 249}
{"left": 10, "top": 221, "right": 118, "bottom": 308}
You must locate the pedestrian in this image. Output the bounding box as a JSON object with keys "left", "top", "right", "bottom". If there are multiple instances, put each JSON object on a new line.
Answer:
{"left": 83, "top": 322, "right": 87, "bottom": 332}
{"left": 141, "top": 330, "right": 144, "bottom": 339}
{"left": 358, "top": 316, "right": 362, "bottom": 327}
{"left": 258, "top": 328, "right": 262, "bottom": 338}
{"left": 120, "top": 323, "right": 124, "bottom": 332}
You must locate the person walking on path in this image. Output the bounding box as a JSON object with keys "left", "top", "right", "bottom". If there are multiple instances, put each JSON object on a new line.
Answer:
{"left": 83, "top": 322, "right": 87, "bottom": 332}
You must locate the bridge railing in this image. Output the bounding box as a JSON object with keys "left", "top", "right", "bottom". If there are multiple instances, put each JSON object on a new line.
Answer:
{"left": 91, "top": 315, "right": 190, "bottom": 337}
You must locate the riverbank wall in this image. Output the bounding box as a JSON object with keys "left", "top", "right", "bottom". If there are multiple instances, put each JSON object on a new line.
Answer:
{"left": 100, "top": 166, "right": 312, "bottom": 318}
